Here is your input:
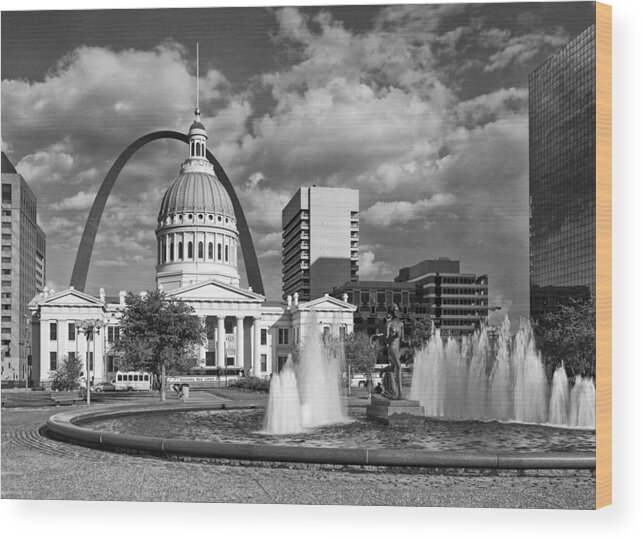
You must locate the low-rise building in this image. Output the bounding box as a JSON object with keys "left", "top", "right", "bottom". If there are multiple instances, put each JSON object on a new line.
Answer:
{"left": 397, "top": 259, "right": 489, "bottom": 334}
{"left": 334, "top": 258, "right": 490, "bottom": 338}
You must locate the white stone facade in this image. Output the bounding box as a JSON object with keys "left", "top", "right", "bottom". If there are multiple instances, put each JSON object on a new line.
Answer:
{"left": 28, "top": 284, "right": 355, "bottom": 387}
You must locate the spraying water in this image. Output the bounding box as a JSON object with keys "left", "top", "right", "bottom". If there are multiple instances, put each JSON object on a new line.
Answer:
{"left": 264, "top": 359, "right": 303, "bottom": 434}
{"left": 410, "top": 317, "right": 595, "bottom": 429}
{"left": 264, "top": 315, "right": 346, "bottom": 434}
{"left": 548, "top": 365, "right": 570, "bottom": 426}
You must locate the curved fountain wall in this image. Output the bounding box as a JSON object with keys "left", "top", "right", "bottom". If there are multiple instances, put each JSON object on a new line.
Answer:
{"left": 409, "top": 317, "right": 596, "bottom": 428}
{"left": 46, "top": 404, "right": 596, "bottom": 469}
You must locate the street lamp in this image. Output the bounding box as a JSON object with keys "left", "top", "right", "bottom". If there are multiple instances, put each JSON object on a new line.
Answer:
{"left": 23, "top": 314, "right": 31, "bottom": 393}
{"left": 75, "top": 319, "right": 105, "bottom": 405}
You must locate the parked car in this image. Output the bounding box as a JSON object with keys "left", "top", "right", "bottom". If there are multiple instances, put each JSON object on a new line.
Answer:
{"left": 90, "top": 382, "right": 116, "bottom": 393}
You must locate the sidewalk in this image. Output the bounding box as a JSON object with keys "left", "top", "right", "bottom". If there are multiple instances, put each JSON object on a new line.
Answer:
{"left": 1, "top": 404, "right": 595, "bottom": 508}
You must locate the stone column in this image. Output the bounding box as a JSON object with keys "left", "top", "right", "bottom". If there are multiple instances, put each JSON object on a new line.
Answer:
{"left": 270, "top": 326, "right": 279, "bottom": 374}
{"left": 252, "top": 316, "right": 262, "bottom": 376}
{"left": 217, "top": 316, "right": 226, "bottom": 368}
{"left": 236, "top": 316, "right": 244, "bottom": 368}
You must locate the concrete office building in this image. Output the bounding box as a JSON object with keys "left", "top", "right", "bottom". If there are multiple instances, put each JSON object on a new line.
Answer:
{"left": 396, "top": 259, "right": 489, "bottom": 334}
{"left": 1, "top": 152, "right": 46, "bottom": 382}
{"left": 334, "top": 258, "right": 490, "bottom": 337}
{"left": 529, "top": 25, "right": 596, "bottom": 319}
{"left": 282, "top": 186, "right": 359, "bottom": 302}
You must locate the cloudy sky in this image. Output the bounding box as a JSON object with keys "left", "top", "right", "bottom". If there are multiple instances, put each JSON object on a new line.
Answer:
{"left": 1, "top": 1, "right": 595, "bottom": 321}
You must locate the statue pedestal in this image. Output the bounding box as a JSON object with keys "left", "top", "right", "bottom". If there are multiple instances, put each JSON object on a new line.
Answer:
{"left": 366, "top": 395, "right": 425, "bottom": 426}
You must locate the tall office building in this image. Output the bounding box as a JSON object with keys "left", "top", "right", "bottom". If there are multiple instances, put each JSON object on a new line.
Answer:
{"left": 282, "top": 186, "right": 359, "bottom": 301}
{"left": 1, "top": 152, "right": 46, "bottom": 382}
{"left": 529, "top": 25, "right": 596, "bottom": 319}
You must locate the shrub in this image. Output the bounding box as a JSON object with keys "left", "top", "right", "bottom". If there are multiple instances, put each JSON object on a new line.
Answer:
{"left": 229, "top": 376, "right": 271, "bottom": 393}
{"left": 50, "top": 355, "right": 84, "bottom": 391}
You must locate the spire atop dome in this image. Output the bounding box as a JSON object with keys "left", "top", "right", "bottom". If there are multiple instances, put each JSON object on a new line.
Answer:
{"left": 196, "top": 42, "right": 200, "bottom": 112}
{"left": 186, "top": 44, "right": 208, "bottom": 164}
{"left": 187, "top": 43, "right": 207, "bottom": 155}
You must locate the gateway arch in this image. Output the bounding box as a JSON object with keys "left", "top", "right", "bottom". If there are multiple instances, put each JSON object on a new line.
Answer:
{"left": 69, "top": 130, "right": 265, "bottom": 295}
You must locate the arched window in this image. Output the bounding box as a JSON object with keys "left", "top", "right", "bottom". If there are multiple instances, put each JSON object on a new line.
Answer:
{"left": 225, "top": 245, "right": 229, "bottom": 262}
{"left": 162, "top": 240, "right": 167, "bottom": 263}
{"left": 190, "top": 141, "right": 194, "bottom": 156}
{"left": 170, "top": 242, "right": 174, "bottom": 261}
{"left": 198, "top": 241, "right": 204, "bottom": 259}
{"left": 208, "top": 242, "right": 213, "bottom": 259}
{"left": 178, "top": 242, "right": 183, "bottom": 259}
{"left": 187, "top": 241, "right": 193, "bottom": 259}
{"left": 217, "top": 243, "right": 222, "bottom": 261}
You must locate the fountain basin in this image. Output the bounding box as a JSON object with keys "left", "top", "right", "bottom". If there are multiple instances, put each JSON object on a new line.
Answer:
{"left": 46, "top": 403, "right": 596, "bottom": 470}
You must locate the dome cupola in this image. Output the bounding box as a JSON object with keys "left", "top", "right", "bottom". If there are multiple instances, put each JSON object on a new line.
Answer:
{"left": 155, "top": 109, "right": 240, "bottom": 291}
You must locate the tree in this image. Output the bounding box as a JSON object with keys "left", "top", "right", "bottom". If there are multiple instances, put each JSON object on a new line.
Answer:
{"left": 344, "top": 331, "right": 378, "bottom": 383}
{"left": 533, "top": 296, "right": 596, "bottom": 378}
{"left": 403, "top": 317, "right": 434, "bottom": 362}
{"left": 115, "top": 290, "right": 205, "bottom": 401}
{"left": 50, "top": 355, "right": 84, "bottom": 391}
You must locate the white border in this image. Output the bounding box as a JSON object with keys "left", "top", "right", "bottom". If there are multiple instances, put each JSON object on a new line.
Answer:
{"left": 1, "top": 0, "right": 641, "bottom": 539}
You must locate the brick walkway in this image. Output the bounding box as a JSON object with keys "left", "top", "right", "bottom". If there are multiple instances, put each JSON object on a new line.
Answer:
{"left": 1, "top": 403, "right": 595, "bottom": 508}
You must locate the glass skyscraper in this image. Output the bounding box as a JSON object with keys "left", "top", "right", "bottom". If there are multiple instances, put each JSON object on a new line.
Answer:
{"left": 529, "top": 25, "right": 596, "bottom": 319}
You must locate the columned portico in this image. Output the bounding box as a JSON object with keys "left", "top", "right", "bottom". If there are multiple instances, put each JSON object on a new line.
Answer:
{"left": 217, "top": 316, "right": 226, "bottom": 368}
{"left": 236, "top": 316, "right": 244, "bottom": 369}
{"left": 253, "top": 316, "right": 262, "bottom": 376}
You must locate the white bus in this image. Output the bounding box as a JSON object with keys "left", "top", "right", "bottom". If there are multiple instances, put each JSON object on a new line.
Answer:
{"left": 112, "top": 371, "right": 151, "bottom": 391}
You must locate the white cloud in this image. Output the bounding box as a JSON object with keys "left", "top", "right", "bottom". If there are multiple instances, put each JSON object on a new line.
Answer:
{"left": 255, "top": 231, "right": 281, "bottom": 250}
{"left": 245, "top": 172, "right": 264, "bottom": 190}
{"left": 16, "top": 146, "right": 74, "bottom": 187}
{"left": 238, "top": 186, "right": 291, "bottom": 231}
{"left": 482, "top": 30, "right": 568, "bottom": 72}
{"left": 362, "top": 193, "right": 456, "bottom": 227}
{"left": 50, "top": 190, "right": 97, "bottom": 211}
{"left": 358, "top": 250, "right": 394, "bottom": 280}
{"left": 258, "top": 250, "right": 280, "bottom": 260}
{"left": 454, "top": 87, "right": 528, "bottom": 129}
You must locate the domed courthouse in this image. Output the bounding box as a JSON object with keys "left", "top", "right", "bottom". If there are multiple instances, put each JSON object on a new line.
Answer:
{"left": 28, "top": 111, "right": 356, "bottom": 387}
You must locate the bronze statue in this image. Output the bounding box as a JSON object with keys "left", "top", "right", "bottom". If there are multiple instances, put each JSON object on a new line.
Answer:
{"left": 382, "top": 304, "right": 404, "bottom": 400}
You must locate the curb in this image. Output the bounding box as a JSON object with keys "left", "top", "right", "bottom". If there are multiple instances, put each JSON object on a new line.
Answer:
{"left": 46, "top": 404, "right": 596, "bottom": 470}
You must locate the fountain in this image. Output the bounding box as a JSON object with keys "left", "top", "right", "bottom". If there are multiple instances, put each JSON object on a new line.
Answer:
{"left": 45, "top": 315, "right": 595, "bottom": 469}
{"left": 409, "top": 317, "right": 595, "bottom": 429}
{"left": 264, "top": 317, "right": 347, "bottom": 434}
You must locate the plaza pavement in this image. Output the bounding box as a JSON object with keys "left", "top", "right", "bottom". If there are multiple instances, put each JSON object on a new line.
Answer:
{"left": 1, "top": 390, "right": 595, "bottom": 508}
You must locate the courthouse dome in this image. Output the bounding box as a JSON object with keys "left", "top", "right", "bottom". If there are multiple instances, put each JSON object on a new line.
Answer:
{"left": 159, "top": 171, "right": 235, "bottom": 218}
